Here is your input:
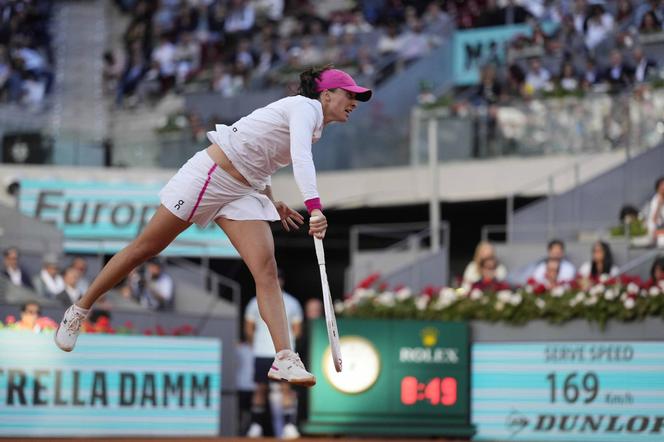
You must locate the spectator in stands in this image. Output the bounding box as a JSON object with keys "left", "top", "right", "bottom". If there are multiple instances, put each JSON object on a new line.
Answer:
{"left": 542, "top": 257, "right": 563, "bottom": 288}
{"left": 0, "top": 45, "right": 10, "bottom": 100}
{"left": 299, "top": 36, "right": 324, "bottom": 67}
{"left": 175, "top": 32, "right": 201, "bottom": 90}
{"left": 650, "top": 256, "right": 664, "bottom": 285}
{"left": 583, "top": 3, "right": 614, "bottom": 51}
{"left": 21, "top": 71, "right": 46, "bottom": 108}
{"left": 505, "top": 63, "right": 527, "bottom": 98}
{"left": 211, "top": 63, "right": 237, "bottom": 97}
{"left": 601, "top": 49, "right": 633, "bottom": 91}
{"left": 56, "top": 266, "right": 83, "bottom": 306}
{"left": 16, "top": 300, "right": 42, "bottom": 332}
{"left": 647, "top": 176, "right": 664, "bottom": 244}
{"left": 620, "top": 204, "right": 641, "bottom": 226}
{"left": 552, "top": 14, "right": 585, "bottom": 58}
{"left": 245, "top": 270, "right": 303, "bottom": 439}
{"left": 345, "top": 10, "right": 374, "bottom": 35}
{"left": 572, "top": 0, "right": 588, "bottom": 35}
{"left": 377, "top": 21, "right": 403, "bottom": 56}
{"left": 422, "top": 1, "right": 453, "bottom": 37}
{"left": 557, "top": 60, "right": 580, "bottom": 92}
{"left": 151, "top": 33, "right": 177, "bottom": 94}
{"left": 532, "top": 239, "right": 576, "bottom": 285}
{"left": 338, "top": 32, "right": 360, "bottom": 65}
{"left": 477, "top": 0, "right": 503, "bottom": 28}
{"left": 102, "top": 50, "right": 121, "bottom": 97}
{"left": 2, "top": 247, "right": 33, "bottom": 289}
{"left": 615, "top": 0, "right": 635, "bottom": 28}
{"left": 33, "top": 254, "right": 65, "bottom": 299}
{"left": 225, "top": 0, "right": 256, "bottom": 42}
{"left": 116, "top": 44, "right": 147, "bottom": 106}
{"left": 397, "top": 19, "right": 432, "bottom": 65}
{"left": 123, "top": 259, "right": 174, "bottom": 311}
{"left": 478, "top": 0, "right": 532, "bottom": 28}
{"left": 525, "top": 56, "right": 551, "bottom": 93}
{"left": 581, "top": 57, "right": 600, "bottom": 89}
{"left": 70, "top": 256, "right": 90, "bottom": 294}
{"left": 254, "top": 40, "right": 280, "bottom": 79}
{"left": 635, "top": 0, "right": 664, "bottom": 29}
{"left": 471, "top": 256, "right": 511, "bottom": 292}
{"left": 463, "top": 241, "right": 507, "bottom": 286}
{"left": 473, "top": 64, "right": 503, "bottom": 105}
{"left": 503, "top": 0, "right": 533, "bottom": 25}
{"left": 639, "top": 10, "right": 663, "bottom": 34}
{"left": 356, "top": 45, "right": 377, "bottom": 78}
{"left": 14, "top": 38, "right": 53, "bottom": 95}
{"left": 632, "top": 47, "right": 658, "bottom": 83}
{"left": 578, "top": 241, "right": 619, "bottom": 280}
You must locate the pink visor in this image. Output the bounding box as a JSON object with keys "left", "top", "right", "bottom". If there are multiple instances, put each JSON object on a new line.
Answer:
{"left": 315, "top": 69, "right": 372, "bottom": 102}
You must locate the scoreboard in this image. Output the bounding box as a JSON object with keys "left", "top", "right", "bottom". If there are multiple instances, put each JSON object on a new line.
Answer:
{"left": 303, "top": 319, "right": 475, "bottom": 437}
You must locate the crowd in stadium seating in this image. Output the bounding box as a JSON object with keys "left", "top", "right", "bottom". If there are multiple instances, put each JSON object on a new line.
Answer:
{"left": 459, "top": 176, "right": 664, "bottom": 290}
{"left": 108, "top": 0, "right": 457, "bottom": 106}
{"left": 466, "top": 0, "right": 663, "bottom": 106}
{"left": 0, "top": 0, "right": 54, "bottom": 107}
{"left": 1, "top": 247, "right": 173, "bottom": 312}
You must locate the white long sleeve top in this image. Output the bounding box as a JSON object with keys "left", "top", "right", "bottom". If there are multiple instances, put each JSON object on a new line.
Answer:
{"left": 206, "top": 95, "right": 324, "bottom": 203}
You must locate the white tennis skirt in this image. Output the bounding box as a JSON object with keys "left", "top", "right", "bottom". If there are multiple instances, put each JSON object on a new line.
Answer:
{"left": 159, "top": 150, "right": 280, "bottom": 227}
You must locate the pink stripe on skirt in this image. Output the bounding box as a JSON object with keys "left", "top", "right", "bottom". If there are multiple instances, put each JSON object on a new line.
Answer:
{"left": 187, "top": 164, "right": 217, "bottom": 223}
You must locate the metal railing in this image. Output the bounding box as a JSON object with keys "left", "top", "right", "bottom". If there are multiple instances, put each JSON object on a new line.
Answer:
{"left": 411, "top": 87, "right": 664, "bottom": 164}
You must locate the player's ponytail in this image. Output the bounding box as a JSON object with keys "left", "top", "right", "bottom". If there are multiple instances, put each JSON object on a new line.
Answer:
{"left": 297, "top": 64, "right": 333, "bottom": 99}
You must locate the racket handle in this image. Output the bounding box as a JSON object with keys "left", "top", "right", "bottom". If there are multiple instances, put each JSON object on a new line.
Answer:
{"left": 313, "top": 236, "right": 325, "bottom": 265}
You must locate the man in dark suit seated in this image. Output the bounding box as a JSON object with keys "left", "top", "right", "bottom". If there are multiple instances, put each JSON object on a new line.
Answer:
{"left": 601, "top": 49, "right": 634, "bottom": 91}
{"left": 2, "top": 247, "right": 33, "bottom": 289}
{"left": 632, "top": 47, "right": 658, "bottom": 83}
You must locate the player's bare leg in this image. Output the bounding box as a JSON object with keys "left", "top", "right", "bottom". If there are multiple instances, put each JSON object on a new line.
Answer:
{"left": 55, "top": 206, "right": 190, "bottom": 351}
{"left": 217, "top": 218, "right": 315, "bottom": 386}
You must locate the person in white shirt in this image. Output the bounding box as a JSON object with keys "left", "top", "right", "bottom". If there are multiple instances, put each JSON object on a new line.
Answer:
{"left": 647, "top": 177, "right": 664, "bottom": 243}
{"left": 578, "top": 241, "right": 619, "bottom": 280}
{"left": 33, "top": 256, "right": 65, "bottom": 299}
{"left": 55, "top": 66, "right": 372, "bottom": 388}
{"left": 525, "top": 57, "right": 551, "bottom": 92}
{"left": 531, "top": 239, "right": 576, "bottom": 284}
{"left": 244, "top": 270, "right": 303, "bottom": 438}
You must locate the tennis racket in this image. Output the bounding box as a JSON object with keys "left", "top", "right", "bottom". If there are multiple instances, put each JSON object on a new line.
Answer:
{"left": 313, "top": 235, "right": 342, "bottom": 372}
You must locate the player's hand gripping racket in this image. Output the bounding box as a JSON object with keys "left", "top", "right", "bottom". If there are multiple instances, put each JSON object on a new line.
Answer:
{"left": 313, "top": 234, "right": 342, "bottom": 372}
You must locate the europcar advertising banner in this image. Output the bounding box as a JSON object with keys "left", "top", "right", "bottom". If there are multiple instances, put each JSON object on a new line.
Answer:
{"left": 472, "top": 342, "right": 664, "bottom": 441}
{"left": 453, "top": 24, "right": 530, "bottom": 85}
{"left": 0, "top": 331, "right": 221, "bottom": 436}
{"left": 18, "top": 179, "right": 239, "bottom": 257}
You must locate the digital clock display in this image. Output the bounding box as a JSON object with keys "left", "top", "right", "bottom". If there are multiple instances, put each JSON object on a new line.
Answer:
{"left": 401, "top": 376, "right": 458, "bottom": 406}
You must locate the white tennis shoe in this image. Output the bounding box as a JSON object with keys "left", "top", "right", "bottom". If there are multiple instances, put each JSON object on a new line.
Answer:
{"left": 282, "top": 423, "right": 301, "bottom": 439}
{"left": 54, "top": 304, "right": 89, "bottom": 352}
{"left": 246, "top": 422, "right": 263, "bottom": 438}
{"left": 268, "top": 349, "right": 316, "bottom": 387}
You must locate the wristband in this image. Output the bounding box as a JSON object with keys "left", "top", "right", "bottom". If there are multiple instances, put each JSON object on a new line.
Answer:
{"left": 305, "top": 198, "right": 323, "bottom": 214}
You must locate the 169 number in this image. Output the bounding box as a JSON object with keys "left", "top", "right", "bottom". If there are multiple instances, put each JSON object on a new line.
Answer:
{"left": 546, "top": 372, "right": 599, "bottom": 404}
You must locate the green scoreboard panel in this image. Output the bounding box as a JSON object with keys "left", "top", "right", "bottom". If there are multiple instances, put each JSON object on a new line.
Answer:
{"left": 303, "top": 318, "right": 475, "bottom": 437}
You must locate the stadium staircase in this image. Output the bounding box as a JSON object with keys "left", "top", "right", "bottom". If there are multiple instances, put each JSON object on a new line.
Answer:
{"left": 49, "top": 0, "right": 109, "bottom": 165}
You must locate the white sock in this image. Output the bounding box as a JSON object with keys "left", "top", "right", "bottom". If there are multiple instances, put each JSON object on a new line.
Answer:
{"left": 276, "top": 349, "right": 293, "bottom": 359}
{"left": 72, "top": 304, "right": 90, "bottom": 315}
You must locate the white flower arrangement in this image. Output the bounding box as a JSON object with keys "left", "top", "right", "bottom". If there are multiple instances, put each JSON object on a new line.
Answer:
{"left": 338, "top": 274, "right": 664, "bottom": 327}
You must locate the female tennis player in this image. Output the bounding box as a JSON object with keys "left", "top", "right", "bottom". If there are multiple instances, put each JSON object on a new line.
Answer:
{"left": 55, "top": 66, "right": 372, "bottom": 387}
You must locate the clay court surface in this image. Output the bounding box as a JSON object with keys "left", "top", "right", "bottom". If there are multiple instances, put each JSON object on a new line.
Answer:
{"left": 2, "top": 438, "right": 472, "bottom": 442}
